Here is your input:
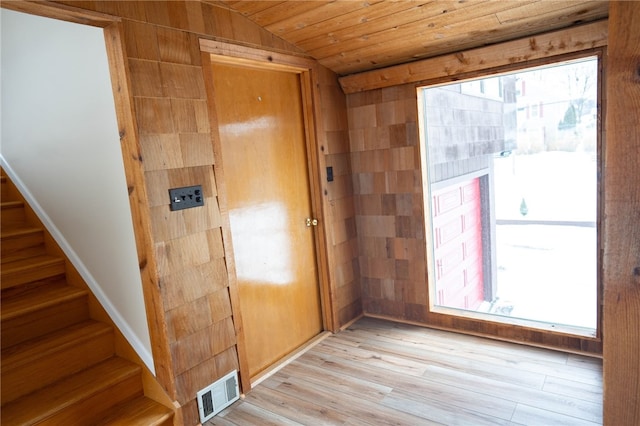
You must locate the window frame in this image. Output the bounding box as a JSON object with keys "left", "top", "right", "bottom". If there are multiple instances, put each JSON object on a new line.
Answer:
{"left": 416, "top": 49, "right": 605, "bottom": 343}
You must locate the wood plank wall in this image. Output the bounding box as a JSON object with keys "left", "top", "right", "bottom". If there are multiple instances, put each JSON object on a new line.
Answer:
{"left": 317, "top": 66, "right": 362, "bottom": 328}
{"left": 347, "top": 84, "right": 429, "bottom": 322}
{"left": 346, "top": 47, "right": 605, "bottom": 353}
{"left": 603, "top": 2, "right": 640, "bottom": 424}
{"left": 39, "top": 1, "right": 360, "bottom": 425}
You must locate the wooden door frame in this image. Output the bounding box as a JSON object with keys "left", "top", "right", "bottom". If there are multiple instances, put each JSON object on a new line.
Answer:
{"left": 200, "top": 40, "right": 336, "bottom": 390}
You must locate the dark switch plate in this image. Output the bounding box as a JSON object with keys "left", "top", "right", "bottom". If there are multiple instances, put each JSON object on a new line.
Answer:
{"left": 327, "top": 166, "right": 334, "bottom": 182}
{"left": 169, "top": 185, "right": 204, "bottom": 211}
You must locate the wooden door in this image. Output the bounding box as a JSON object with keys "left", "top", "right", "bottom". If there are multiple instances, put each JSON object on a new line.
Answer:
{"left": 432, "top": 178, "right": 484, "bottom": 310}
{"left": 210, "top": 63, "right": 323, "bottom": 378}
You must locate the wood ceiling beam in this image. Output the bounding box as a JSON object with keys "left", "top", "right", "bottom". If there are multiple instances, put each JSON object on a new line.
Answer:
{"left": 338, "top": 19, "right": 608, "bottom": 93}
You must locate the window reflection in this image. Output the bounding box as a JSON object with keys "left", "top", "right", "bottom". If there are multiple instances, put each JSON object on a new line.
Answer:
{"left": 229, "top": 202, "right": 293, "bottom": 285}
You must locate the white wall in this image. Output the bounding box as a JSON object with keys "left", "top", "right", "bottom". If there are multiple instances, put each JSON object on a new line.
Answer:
{"left": 1, "top": 9, "right": 154, "bottom": 371}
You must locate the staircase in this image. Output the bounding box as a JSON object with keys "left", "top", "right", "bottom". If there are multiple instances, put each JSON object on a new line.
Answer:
{"left": 1, "top": 170, "right": 174, "bottom": 425}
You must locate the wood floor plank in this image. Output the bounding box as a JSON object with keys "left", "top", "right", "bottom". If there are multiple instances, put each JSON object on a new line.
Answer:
{"left": 511, "top": 403, "right": 602, "bottom": 426}
{"left": 356, "top": 336, "right": 548, "bottom": 389}
{"left": 350, "top": 318, "right": 569, "bottom": 365}
{"left": 382, "top": 389, "right": 514, "bottom": 426}
{"left": 243, "top": 386, "right": 351, "bottom": 425}
{"left": 314, "top": 336, "right": 430, "bottom": 377}
{"left": 273, "top": 375, "right": 436, "bottom": 426}
{"left": 340, "top": 327, "right": 548, "bottom": 389}
{"left": 284, "top": 360, "right": 393, "bottom": 402}
{"left": 349, "top": 318, "right": 601, "bottom": 386}
{"left": 542, "top": 375, "right": 603, "bottom": 403}
{"left": 254, "top": 370, "right": 290, "bottom": 390}
{"left": 387, "top": 378, "right": 517, "bottom": 420}
{"left": 418, "top": 363, "right": 602, "bottom": 423}
{"left": 216, "top": 401, "right": 304, "bottom": 426}
{"left": 205, "top": 318, "right": 602, "bottom": 425}
{"left": 342, "top": 417, "right": 440, "bottom": 426}
{"left": 567, "top": 353, "right": 603, "bottom": 370}
{"left": 418, "top": 362, "right": 602, "bottom": 416}
{"left": 303, "top": 347, "right": 518, "bottom": 421}
{"left": 207, "top": 412, "right": 242, "bottom": 426}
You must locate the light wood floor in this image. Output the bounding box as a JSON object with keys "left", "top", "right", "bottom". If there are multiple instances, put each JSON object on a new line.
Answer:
{"left": 208, "top": 317, "right": 603, "bottom": 425}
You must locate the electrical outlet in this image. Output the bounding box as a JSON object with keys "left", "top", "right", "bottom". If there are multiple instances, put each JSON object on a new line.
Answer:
{"left": 169, "top": 185, "right": 204, "bottom": 211}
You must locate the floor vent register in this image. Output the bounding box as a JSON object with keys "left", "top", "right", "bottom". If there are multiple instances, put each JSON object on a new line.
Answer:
{"left": 196, "top": 370, "right": 240, "bottom": 423}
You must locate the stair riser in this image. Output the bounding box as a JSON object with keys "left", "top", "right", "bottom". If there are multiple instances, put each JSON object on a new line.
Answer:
{"left": 1, "top": 176, "right": 17, "bottom": 200}
{"left": 1, "top": 232, "right": 45, "bottom": 258}
{"left": 158, "top": 417, "right": 175, "bottom": 426}
{"left": 94, "top": 397, "right": 175, "bottom": 426}
{"left": 0, "top": 189, "right": 12, "bottom": 202}
{"left": 1, "top": 205, "right": 25, "bottom": 224}
{"left": 1, "top": 260, "right": 66, "bottom": 290}
{"left": 1, "top": 245, "right": 48, "bottom": 265}
{"left": 1, "top": 296, "right": 89, "bottom": 349}
{"left": 37, "top": 374, "right": 143, "bottom": 426}
{"left": 147, "top": 414, "right": 175, "bottom": 426}
{"left": 1, "top": 330, "right": 115, "bottom": 405}
{"left": 0, "top": 276, "right": 67, "bottom": 300}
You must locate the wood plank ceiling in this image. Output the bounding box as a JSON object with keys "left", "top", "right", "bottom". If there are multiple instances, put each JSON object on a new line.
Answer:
{"left": 213, "top": 0, "right": 609, "bottom": 76}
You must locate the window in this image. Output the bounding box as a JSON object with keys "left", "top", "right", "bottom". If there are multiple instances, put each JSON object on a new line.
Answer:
{"left": 418, "top": 56, "right": 600, "bottom": 336}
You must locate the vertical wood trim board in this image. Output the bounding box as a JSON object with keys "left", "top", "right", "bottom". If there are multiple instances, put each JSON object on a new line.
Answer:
{"left": 199, "top": 51, "right": 251, "bottom": 394}
{"left": 603, "top": 2, "right": 640, "bottom": 425}
{"left": 102, "top": 21, "right": 177, "bottom": 400}
{"left": 301, "top": 67, "right": 336, "bottom": 332}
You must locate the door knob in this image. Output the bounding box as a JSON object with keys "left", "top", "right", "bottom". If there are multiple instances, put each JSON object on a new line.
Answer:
{"left": 306, "top": 218, "right": 318, "bottom": 227}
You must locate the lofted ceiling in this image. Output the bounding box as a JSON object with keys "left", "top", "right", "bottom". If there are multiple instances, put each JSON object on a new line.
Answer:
{"left": 215, "top": 0, "right": 609, "bottom": 76}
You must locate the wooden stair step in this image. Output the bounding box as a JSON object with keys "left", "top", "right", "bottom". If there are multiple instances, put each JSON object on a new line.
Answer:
{"left": 1, "top": 320, "right": 115, "bottom": 405}
{"left": 1, "top": 200, "right": 23, "bottom": 208}
{"left": 96, "top": 396, "right": 174, "bottom": 426}
{"left": 1, "top": 357, "right": 143, "bottom": 425}
{"left": 0, "top": 279, "right": 85, "bottom": 320}
{"left": 1, "top": 281, "right": 89, "bottom": 349}
{"left": 1, "top": 225, "right": 46, "bottom": 261}
{"left": 1, "top": 253, "right": 66, "bottom": 289}
{"left": 1, "top": 200, "right": 25, "bottom": 224}
{"left": 1, "top": 224, "right": 44, "bottom": 241}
